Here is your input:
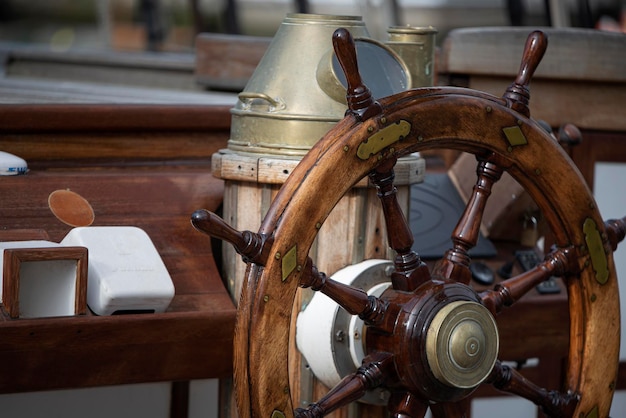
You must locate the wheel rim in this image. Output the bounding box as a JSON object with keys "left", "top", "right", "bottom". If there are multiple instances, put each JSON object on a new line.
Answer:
{"left": 233, "top": 86, "right": 620, "bottom": 418}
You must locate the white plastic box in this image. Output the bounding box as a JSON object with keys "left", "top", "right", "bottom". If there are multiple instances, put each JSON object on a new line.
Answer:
{"left": 61, "top": 226, "right": 174, "bottom": 315}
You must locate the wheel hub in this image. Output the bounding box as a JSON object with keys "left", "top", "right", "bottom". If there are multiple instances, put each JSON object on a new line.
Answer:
{"left": 425, "top": 300, "right": 499, "bottom": 389}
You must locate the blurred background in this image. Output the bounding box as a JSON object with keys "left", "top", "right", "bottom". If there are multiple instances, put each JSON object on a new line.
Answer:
{"left": 0, "top": 0, "right": 623, "bottom": 53}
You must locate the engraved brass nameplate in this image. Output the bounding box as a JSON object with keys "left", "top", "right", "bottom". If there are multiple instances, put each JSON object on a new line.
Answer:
{"left": 583, "top": 218, "right": 609, "bottom": 284}
{"left": 357, "top": 120, "right": 411, "bottom": 160}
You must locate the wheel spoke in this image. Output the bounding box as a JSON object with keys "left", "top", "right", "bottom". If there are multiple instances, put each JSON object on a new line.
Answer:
{"left": 295, "top": 353, "right": 394, "bottom": 418}
{"left": 487, "top": 360, "right": 579, "bottom": 417}
{"left": 387, "top": 391, "right": 428, "bottom": 418}
{"left": 432, "top": 155, "right": 503, "bottom": 284}
{"left": 430, "top": 399, "right": 471, "bottom": 418}
{"left": 299, "top": 258, "right": 389, "bottom": 327}
{"left": 370, "top": 157, "right": 431, "bottom": 292}
{"left": 480, "top": 246, "right": 577, "bottom": 315}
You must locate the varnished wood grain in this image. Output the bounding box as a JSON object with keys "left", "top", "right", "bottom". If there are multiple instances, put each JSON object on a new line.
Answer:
{"left": 0, "top": 164, "right": 235, "bottom": 393}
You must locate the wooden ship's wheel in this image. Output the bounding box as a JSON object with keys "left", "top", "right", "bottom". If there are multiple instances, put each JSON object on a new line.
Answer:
{"left": 193, "top": 29, "right": 625, "bottom": 417}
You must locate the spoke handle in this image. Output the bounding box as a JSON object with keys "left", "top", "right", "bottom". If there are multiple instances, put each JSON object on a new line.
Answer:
{"left": 605, "top": 216, "right": 626, "bottom": 251}
{"left": 503, "top": 30, "right": 548, "bottom": 117}
{"left": 332, "top": 28, "right": 382, "bottom": 120}
{"left": 191, "top": 209, "right": 271, "bottom": 265}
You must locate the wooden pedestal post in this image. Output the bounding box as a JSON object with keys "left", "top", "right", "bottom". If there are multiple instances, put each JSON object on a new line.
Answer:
{"left": 212, "top": 148, "right": 425, "bottom": 418}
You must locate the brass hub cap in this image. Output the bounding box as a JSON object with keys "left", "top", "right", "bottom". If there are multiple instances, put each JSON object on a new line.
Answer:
{"left": 425, "top": 300, "right": 499, "bottom": 389}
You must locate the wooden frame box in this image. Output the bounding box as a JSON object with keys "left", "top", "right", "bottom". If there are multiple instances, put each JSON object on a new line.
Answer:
{"left": 2, "top": 246, "right": 88, "bottom": 319}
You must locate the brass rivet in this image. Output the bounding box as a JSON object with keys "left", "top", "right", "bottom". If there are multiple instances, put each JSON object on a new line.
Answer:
{"left": 367, "top": 126, "right": 374, "bottom": 133}
{"left": 343, "top": 145, "right": 349, "bottom": 152}
{"left": 297, "top": 265, "right": 302, "bottom": 272}
{"left": 486, "top": 106, "right": 492, "bottom": 113}
{"left": 517, "top": 119, "right": 523, "bottom": 126}
{"left": 315, "top": 222, "right": 322, "bottom": 229}
{"left": 377, "top": 154, "right": 383, "bottom": 160}
{"left": 380, "top": 117, "right": 387, "bottom": 124}
{"left": 418, "top": 135, "right": 424, "bottom": 142}
{"left": 275, "top": 252, "right": 281, "bottom": 260}
{"left": 263, "top": 295, "right": 269, "bottom": 303}
{"left": 389, "top": 147, "right": 395, "bottom": 154}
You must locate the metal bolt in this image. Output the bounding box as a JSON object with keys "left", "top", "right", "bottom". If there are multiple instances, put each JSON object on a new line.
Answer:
{"left": 335, "top": 330, "right": 345, "bottom": 342}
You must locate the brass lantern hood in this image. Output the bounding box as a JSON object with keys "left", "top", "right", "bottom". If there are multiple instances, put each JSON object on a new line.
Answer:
{"left": 228, "top": 13, "right": 436, "bottom": 156}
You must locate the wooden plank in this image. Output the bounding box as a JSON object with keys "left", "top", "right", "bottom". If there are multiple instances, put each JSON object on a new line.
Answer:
{"left": 195, "top": 34, "right": 271, "bottom": 91}
{"left": 0, "top": 104, "right": 232, "bottom": 166}
{"left": 465, "top": 76, "right": 626, "bottom": 132}
{"left": 1, "top": 42, "right": 198, "bottom": 91}
{"left": 440, "top": 27, "right": 626, "bottom": 83}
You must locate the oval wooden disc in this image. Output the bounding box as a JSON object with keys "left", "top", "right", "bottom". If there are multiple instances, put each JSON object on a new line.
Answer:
{"left": 48, "top": 189, "right": 95, "bottom": 227}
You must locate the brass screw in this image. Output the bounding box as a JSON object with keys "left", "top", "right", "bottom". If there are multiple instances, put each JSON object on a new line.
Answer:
{"left": 380, "top": 117, "right": 387, "bottom": 124}
{"left": 275, "top": 252, "right": 281, "bottom": 260}
{"left": 343, "top": 145, "right": 349, "bottom": 152}
{"left": 263, "top": 295, "right": 270, "bottom": 303}
{"left": 367, "top": 126, "right": 374, "bottom": 133}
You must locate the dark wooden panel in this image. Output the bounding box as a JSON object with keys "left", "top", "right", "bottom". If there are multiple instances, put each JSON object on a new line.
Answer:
{"left": 0, "top": 167, "right": 236, "bottom": 393}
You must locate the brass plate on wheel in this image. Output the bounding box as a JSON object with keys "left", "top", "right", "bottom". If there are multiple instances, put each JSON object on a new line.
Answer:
{"left": 282, "top": 244, "right": 298, "bottom": 282}
{"left": 357, "top": 120, "right": 411, "bottom": 160}
{"left": 502, "top": 125, "right": 528, "bottom": 147}
{"left": 583, "top": 218, "right": 609, "bottom": 284}
{"left": 271, "top": 410, "right": 286, "bottom": 418}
